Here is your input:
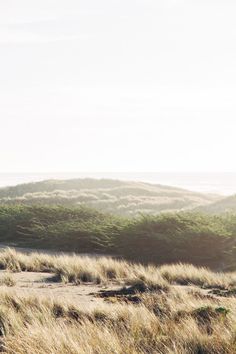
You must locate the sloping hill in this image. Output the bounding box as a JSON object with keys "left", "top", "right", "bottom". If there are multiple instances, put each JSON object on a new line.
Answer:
{"left": 197, "top": 194, "right": 236, "bottom": 214}
{"left": 0, "top": 205, "right": 235, "bottom": 268}
{"left": 0, "top": 178, "right": 220, "bottom": 216}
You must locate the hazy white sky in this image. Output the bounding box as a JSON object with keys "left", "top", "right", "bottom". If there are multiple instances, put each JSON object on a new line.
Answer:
{"left": 0, "top": 0, "right": 236, "bottom": 173}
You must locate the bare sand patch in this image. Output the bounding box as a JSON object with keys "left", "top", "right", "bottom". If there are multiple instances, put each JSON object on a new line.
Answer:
{"left": 0, "top": 270, "right": 121, "bottom": 310}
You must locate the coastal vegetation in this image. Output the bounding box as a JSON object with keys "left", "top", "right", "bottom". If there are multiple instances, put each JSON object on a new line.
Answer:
{"left": 0, "top": 205, "right": 236, "bottom": 269}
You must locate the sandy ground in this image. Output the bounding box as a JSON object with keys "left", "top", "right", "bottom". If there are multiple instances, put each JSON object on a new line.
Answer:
{"left": 0, "top": 270, "right": 121, "bottom": 310}
{"left": 0, "top": 269, "right": 233, "bottom": 314}
{"left": 0, "top": 245, "right": 121, "bottom": 310}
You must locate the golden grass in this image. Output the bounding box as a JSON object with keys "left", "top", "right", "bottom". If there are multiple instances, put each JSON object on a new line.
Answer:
{"left": 0, "top": 274, "right": 15, "bottom": 287}
{"left": 0, "top": 286, "right": 235, "bottom": 353}
{"left": 0, "top": 249, "right": 169, "bottom": 290}
{"left": 0, "top": 249, "right": 236, "bottom": 352}
{"left": 0, "top": 248, "right": 236, "bottom": 290}
{"left": 159, "top": 263, "right": 236, "bottom": 289}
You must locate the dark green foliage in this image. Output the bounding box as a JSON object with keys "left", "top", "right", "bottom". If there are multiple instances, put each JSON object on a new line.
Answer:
{"left": 0, "top": 205, "right": 125, "bottom": 253}
{"left": 0, "top": 205, "right": 236, "bottom": 268}
{"left": 215, "top": 307, "right": 230, "bottom": 315}
{"left": 116, "top": 213, "right": 232, "bottom": 266}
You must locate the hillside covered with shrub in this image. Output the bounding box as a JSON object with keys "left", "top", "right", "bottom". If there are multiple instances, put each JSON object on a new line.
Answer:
{"left": 0, "top": 178, "right": 220, "bottom": 216}
{"left": 0, "top": 205, "right": 236, "bottom": 270}
{"left": 197, "top": 194, "right": 236, "bottom": 215}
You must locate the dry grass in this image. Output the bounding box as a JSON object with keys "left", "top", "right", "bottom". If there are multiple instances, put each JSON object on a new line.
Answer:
{"left": 0, "top": 274, "right": 15, "bottom": 287}
{"left": 159, "top": 263, "right": 236, "bottom": 289}
{"left": 0, "top": 248, "right": 236, "bottom": 290}
{"left": 0, "top": 249, "right": 169, "bottom": 290}
{"left": 0, "top": 286, "right": 235, "bottom": 353}
{"left": 0, "top": 249, "right": 235, "bottom": 352}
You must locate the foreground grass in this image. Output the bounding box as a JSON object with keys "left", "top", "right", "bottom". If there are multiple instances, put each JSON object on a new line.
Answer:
{"left": 0, "top": 285, "right": 236, "bottom": 353}
{"left": 0, "top": 251, "right": 235, "bottom": 352}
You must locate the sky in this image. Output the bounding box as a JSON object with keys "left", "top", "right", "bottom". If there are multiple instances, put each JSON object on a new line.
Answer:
{"left": 0, "top": 0, "right": 236, "bottom": 173}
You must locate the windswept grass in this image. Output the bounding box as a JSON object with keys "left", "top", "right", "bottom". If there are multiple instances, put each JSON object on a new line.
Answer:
{"left": 0, "top": 249, "right": 236, "bottom": 291}
{"left": 0, "top": 274, "right": 15, "bottom": 287}
{"left": 0, "top": 285, "right": 236, "bottom": 353}
{"left": 0, "top": 251, "right": 234, "bottom": 352}
{"left": 160, "top": 263, "right": 236, "bottom": 289}
{"left": 0, "top": 249, "right": 169, "bottom": 290}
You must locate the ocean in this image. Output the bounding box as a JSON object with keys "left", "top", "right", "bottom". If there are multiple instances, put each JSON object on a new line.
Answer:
{"left": 0, "top": 172, "right": 235, "bottom": 196}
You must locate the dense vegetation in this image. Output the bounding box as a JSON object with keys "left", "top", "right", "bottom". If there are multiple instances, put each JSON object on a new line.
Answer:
{"left": 1, "top": 205, "right": 236, "bottom": 269}
{"left": 0, "top": 178, "right": 219, "bottom": 216}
